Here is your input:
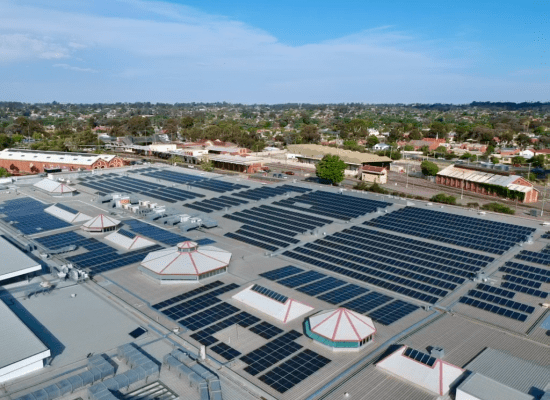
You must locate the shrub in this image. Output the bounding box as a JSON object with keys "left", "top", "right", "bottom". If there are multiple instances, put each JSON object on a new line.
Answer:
{"left": 481, "top": 202, "right": 515, "bottom": 215}
{"left": 466, "top": 202, "right": 480, "bottom": 208}
{"left": 430, "top": 193, "right": 457, "bottom": 205}
{"left": 421, "top": 160, "right": 439, "bottom": 176}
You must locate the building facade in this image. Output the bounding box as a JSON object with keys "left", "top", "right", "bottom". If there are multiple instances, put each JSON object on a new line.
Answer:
{"left": 0, "top": 149, "right": 126, "bottom": 174}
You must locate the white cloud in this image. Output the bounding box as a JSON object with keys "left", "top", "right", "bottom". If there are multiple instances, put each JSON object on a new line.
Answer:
{"left": 0, "top": 34, "right": 69, "bottom": 62}
{"left": 0, "top": 0, "right": 547, "bottom": 103}
{"left": 53, "top": 63, "right": 98, "bottom": 73}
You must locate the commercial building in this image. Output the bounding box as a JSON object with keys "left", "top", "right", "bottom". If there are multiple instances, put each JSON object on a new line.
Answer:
{"left": 0, "top": 149, "right": 126, "bottom": 174}
{"left": 436, "top": 164, "right": 538, "bottom": 203}
{"left": 286, "top": 144, "right": 392, "bottom": 176}
{"left": 33, "top": 178, "right": 77, "bottom": 197}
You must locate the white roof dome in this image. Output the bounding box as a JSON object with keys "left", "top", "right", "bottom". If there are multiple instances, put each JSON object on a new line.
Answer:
{"left": 308, "top": 308, "right": 376, "bottom": 342}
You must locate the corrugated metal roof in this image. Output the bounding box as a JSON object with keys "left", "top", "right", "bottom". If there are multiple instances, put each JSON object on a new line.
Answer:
{"left": 464, "top": 348, "right": 550, "bottom": 394}
{"left": 457, "top": 373, "right": 535, "bottom": 400}
{"left": 437, "top": 165, "right": 534, "bottom": 191}
{"left": 0, "top": 149, "right": 116, "bottom": 166}
{"left": 287, "top": 144, "right": 392, "bottom": 164}
{"left": 0, "top": 300, "right": 50, "bottom": 371}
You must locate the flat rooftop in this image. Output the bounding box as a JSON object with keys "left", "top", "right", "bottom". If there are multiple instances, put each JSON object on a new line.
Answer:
{"left": 0, "top": 236, "right": 41, "bottom": 282}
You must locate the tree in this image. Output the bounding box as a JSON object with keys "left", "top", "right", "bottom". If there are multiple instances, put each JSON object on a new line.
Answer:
{"left": 491, "top": 156, "right": 500, "bottom": 164}
{"left": 366, "top": 135, "right": 379, "bottom": 148}
{"left": 403, "top": 144, "right": 415, "bottom": 151}
{"left": 516, "top": 133, "right": 531, "bottom": 149}
{"left": 200, "top": 157, "right": 214, "bottom": 172}
{"left": 315, "top": 155, "right": 347, "bottom": 184}
{"left": 408, "top": 129, "right": 423, "bottom": 140}
{"left": 168, "top": 155, "right": 183, "bottom": 165}
{"left": 421, "top": 160, "right": 439, "bottom": 176}
{"left": 12, "top": 134, "right": 24, "bottom": 143}
{"left": 181, "top": 116, "right": 194, "bottom": 128}
{"left": 511, "top": 156, "right": 526, "bottom": 165}
{"left": 529, "top": 154, "right": 546, "bottom": 168}
{"left": 344, "top": 119, "right": 370, "bottom": 138}
{"left": 0, "top": 167, "right": 11, "bottom": 178}
{"left": 300, "top": 125, "right": 320, "bottom": 143}
{"left": 484, "top": 145, "right": 495, "bottom": 155}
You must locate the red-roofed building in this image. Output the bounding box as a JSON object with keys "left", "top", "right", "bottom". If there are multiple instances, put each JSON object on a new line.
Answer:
{"left": 361, "top": 165, "right": 388, "bottom": 184}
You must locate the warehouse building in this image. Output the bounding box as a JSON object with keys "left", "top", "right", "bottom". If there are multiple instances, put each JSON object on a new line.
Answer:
{"left": 287, "top": 144, "right": 392, "bottom": 176}
{"left": 436, "top": 164, "right": 538, "bottom": 203}
{"left": 0, "top": 236, "right": 42, "bottom": 285}
{"left": 0, "top": 149, "right": 126, "bottom": 174}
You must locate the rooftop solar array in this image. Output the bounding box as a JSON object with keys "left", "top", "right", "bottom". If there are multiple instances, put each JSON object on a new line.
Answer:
{"left": 263, "top": 266, "right": 419, "bottom": 325}
{"left": 501, "top": 282, "right": 548, "bottom": 298}
{"left": 499, "top": 261, "right": 550, "bottom": 283}
{"left": 241, "top": 330, "right": 303, "bottom": 376}
{"left": 403, "top": 348, "right": 437, "bottom": 367}
{"left": 125, "top": 219, "right": 190, "bottom": 246}
{"left": 35, "top": 231, "right": 110, "bottom": 251}
{"left": 516, "top": 249, "right": 550, "bottom": 266}
{"left": 117, "top": 229, "right": 136, "bottom": 239}
{"left": 259, "top": 265, "right": 304, "bottom": 281}
{"left": 186, "top": 195, "right": 248, "bottom": 213}
{"left": 65, "top": 242, "right": 162, "bottom": 275}
{"left": 366, "top": 207, "right": 535, "bottom": 254}
{"left": 458, "top": 297, "right": 528, "bottom": 322}
{"left": 282, "top": 224, "right": 485, "bottom": 304}
{"left": 251, "top": 284, "right": 288, "bottom": 303}
{"left": 141, "top": 169, "right": 249, "bottom": 193}
{"left": 258, "top": 349, "right": 331, "bottom": 393}
{"left": 0, "top": 197, "right": 70, "bottom": 234}
{"left": 223, "top": 204, "right": 330, "bottom": 251}
{"left": 210, "top": 342, "right": 242, "bottom": 361}
{"left": 152, "top": 280, "right": 225, "bottom": 309}
{"left": 272, "top": 191, "right": 391, "bottom": 220}
{"left": 249, "top": 321, "right": 284, "bottom": 339}
{"left": 541, "top": 231, "right": 550, "bottom": 239}
{"left": 79, "top": 175, "right": 204, "bottom": 203}
{"left": 232, "top": 184, "right": 311, "bottom": 202}
{"left": 54, "top": 203, "right": 78, "bottom": 214}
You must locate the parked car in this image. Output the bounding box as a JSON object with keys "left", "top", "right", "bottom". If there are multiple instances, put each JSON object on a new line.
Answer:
{"left": 284, "top": 171, "right": 295, "bottom": 175}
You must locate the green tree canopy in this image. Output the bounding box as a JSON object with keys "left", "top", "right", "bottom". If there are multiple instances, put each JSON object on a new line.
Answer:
{"left": 529, "top": 154, "right": 546, "bottom": 168}
{"left": 0, "top": 167, "right": 11, "bottom": 178}
{"left": 315, "top": 154, "right": 347, "bottom": 184}
{"left": 511, "top": 155, "right": 526, "bottom": 165}
{"left": 421, "top": 160, "right": 439, "bottom": 176}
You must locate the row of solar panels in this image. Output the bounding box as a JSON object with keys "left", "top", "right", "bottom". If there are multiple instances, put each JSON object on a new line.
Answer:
{"left": 260, "top": 265, "right": 420, "bottom": 325}
{"left": 366, "top": 207, "right": 534, "bottom": 255}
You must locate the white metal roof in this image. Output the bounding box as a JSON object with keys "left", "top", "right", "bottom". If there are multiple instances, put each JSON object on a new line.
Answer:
{"left": 0, "top": 300, "right": 50, "bottom": 373}
{"left": 308, "top": 308, "right": 376, "bottom": 341}
{"left": 44, "top": 205, "right": 91, "bottom": 224}
{"left": 0, "top": 236, "right": 42, "bottom": 282}
{"left": 33, "top": 178, "right": 76, "bottom": 193}
{"left": 140, "top": 241, "right": 231, "bottom": 275}
{"left": 0, "top": 149, "right": 116, "bottom": 166}
{"left": 208, "top": 155, "right": 264, "bottom": 165}
{"left": 81, "top": 214, "right": 121, "bottom": 230}
{"left": 104, "top": 232, "right": 155, "bottom": 250}
{"left": 376, "top": 345, "right": 464, "bottom": 396}
{"left": 232, "top": 285, "right": 313, "bottom": 323}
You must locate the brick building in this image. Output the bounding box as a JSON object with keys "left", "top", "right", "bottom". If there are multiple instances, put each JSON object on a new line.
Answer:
{"left": 436, "top": 165, "right": 538, "bottom": 203}
{"left": 0, "top": 149, "right": 126, "bottom": 174}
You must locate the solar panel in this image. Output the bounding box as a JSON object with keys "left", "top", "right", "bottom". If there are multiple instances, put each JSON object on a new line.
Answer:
{"left": 260, "top": 265, "right": 304, "bottom": 281}
{"left": 180, "top": 302, "right": 240, "bottom": 331}
{"left": 241, "top": 330, "right": 303, "bottom": 376}
{"left": 459, "top": 297, "right": 528, "bottom": 322}
{"left": 276, "top": 270, "right": 326, "bottom": 288}
{"left": 54, "top": 203, "right": 78, "bottom": 214}
{"left": 258, "top": 349, "right": 331, "bottom": 393}
{"left": 249, "top": 321, "right": 283, "bottom": 339}
{"left": 295, "top": 276, "right": 347, "bottom": 296}
{"left": 477, "top": 283, "right": 516, "bottom": 299}
{"left": 341, "top": 292, "right": 393, "bottom": 314}
{"left": 317, "top": 284, "right": 369, "bottom": 304}
{"left": 403, "top": 348, "right": 437, "bottom": 367}
{"left": 368, "top": 300, "right": 419, "bottom": 325}
{"left": 210, "top": 342, "right": 241, "bottom": 360}
{"left": 501, "top": 282, "right": 548, "bottom": 298}
{"left": 468, "top": 290, "right": 535, "bottom": 313}
{"left": 152, "top": 280, "right": 225, "bottom": 309}
{"left": 118, "top": 229, "right": 136, "bottom": 239}
{"left": 251, "top": 284, "right": 288, "bottom": 303}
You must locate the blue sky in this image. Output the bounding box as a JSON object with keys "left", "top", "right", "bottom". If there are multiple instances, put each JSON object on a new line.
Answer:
{"left": 0, "top": 0, "right": 548, "bottom": 104}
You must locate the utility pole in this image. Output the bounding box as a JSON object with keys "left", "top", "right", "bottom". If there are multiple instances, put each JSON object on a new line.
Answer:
{"left": 542, "top": 179, "right": 548, "bottom": 216}
{"left": 406, "top": 163, "right": 409, "bottom": 188}
{"left": 461, "top": 170, "right": 465, "bottom": 199}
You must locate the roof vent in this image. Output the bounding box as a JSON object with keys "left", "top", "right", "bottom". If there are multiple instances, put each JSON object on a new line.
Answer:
{"left": 429, "top": 346, "right": 445, "bottom": 358}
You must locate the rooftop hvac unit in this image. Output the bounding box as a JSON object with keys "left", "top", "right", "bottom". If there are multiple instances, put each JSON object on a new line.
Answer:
{"left": 429, "top": 346, "right": 445, "bottom": 358}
